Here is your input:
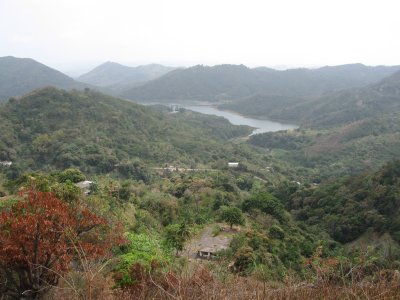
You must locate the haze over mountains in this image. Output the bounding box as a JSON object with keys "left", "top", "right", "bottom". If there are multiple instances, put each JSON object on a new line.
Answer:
{"left": 2, "top": 56, "right": 400, "bottom": 108}
{"left": 222, "top": 69, "right": 400, "bottom": 128}
{"left": 121, "top": 63, "right": 400, "bottom": 102}
{"left": 0, "top": 56, "right": 88, "bottom": 101}
{"left": 78, "top": 62, "right": 175, "bottom": 94}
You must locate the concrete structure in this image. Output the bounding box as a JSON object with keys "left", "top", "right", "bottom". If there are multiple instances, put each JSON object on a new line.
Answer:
{"left": 0, "top": 161, "right": 12, "bottom": 167}
{"left": 228, "top": 162, "right": 239, "bottom": 168}
{"left": 196, "top": 244, "right": 228, "bottom": 259}
{"left": 75, "top": 180, "right": 94, "bottom": 195}
{"left": 197, "top": 247, "right": 217, "bottom": 259}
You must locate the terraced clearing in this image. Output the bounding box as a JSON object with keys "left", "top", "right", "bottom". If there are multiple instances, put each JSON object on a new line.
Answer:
{"left": 182, "top": 224, "right": 236, "bottom": 259}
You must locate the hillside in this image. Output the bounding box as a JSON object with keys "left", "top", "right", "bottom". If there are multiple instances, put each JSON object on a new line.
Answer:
{"left": 0, "top": 87, "right": 261, "bottom": 175}
{"left": 249, "top": 111, "right": 400, "bottom": 181}
{"left": 78, "top": 62, "right": 175, "bottom": 93}
{"left": 223, "top": 70, "right": 400, "bottom": 128}
{"left": 121, "top": 63, "right": 400, "bottom": 102}
{"left": 301, "top": 70, "right": 400, "bottom": 128}
{"left": 0, "top": 56, "right": 88, "bottom": 101}
{"left": 285, "top": 160, "right": 400, "bottom": 244}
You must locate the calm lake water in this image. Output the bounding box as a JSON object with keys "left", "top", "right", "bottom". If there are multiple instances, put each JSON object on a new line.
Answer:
{"left": 181, "top": 105, "right": 298, "bottom": 135}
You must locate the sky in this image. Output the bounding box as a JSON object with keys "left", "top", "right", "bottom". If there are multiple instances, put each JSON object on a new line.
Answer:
{"left": 1, "top": 0, "right": 399, "bottom": 75}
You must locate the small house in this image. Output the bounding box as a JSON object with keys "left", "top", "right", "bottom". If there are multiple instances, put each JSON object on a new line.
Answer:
{"left": 197, "top": 244, "right": 228, "bottom": 260}
{"left": 197, "top": 247, "right": 217, "bottom": 259}
{"left": 228, "top": 162, "right": 239, "bottom": 168}
{"left": 75, "top": 180, "right": 94, "bottom": 195}
{"left": 0, "top": 161, "right": 12, "bottom": 167}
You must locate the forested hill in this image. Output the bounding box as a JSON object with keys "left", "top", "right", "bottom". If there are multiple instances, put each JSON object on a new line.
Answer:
{"left": 0, "top": 88, "right": 256, "bottom": 174}
{"left": 286, "top": 160, "right": 400, "bottom": 244}
{"left": 0, "top": 56, "right": 88, "bottom": 101}
{"left": 121, "top": 63, "right": 400, "bottom": 102}
{"left": 78, "top": 62, "right": 175, "bottom": 87}
{"left": 223, "top": 69, "right": 400, "bottom": 128}
{"left": 303, "top": 70, "right": 400, "bottom": 128}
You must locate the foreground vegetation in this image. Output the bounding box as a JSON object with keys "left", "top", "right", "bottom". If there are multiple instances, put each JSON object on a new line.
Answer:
{"left": 1, "top": 160, "right": 399, "bottom": 299}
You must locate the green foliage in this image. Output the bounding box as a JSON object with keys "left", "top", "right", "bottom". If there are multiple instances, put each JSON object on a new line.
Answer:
{"left": 287, "top": 160, "right": 400, "bottom": 244}
{"left": 242, "top": 192, "right": 286, "bottom": 222}
{"left": 0, "top": 88, "right": 267, "bottom": 175}
{"left": 212, "top": 224, "right": 222, "bottom": 236}
{"left": 250, "top": 113, "right": 400, "bottom": 179}
{"left": 269, "top": 225, "right": 285, "bottom": 240}
{"left": 233, "top": 246, "right": 255, "bottom": 274}
{"left": 116, "top": 233, "right": 171, "bottom": 287}
{"left": 219, "top": 206, "right": 244, "bottom": 228}
{"left": 164, "top": 223, "right": 191, "bottom": 254}
{"left": 50, "top": 180, "right": 81, "bottom": 202}
{"left": 58, "top": 168, "right": 85, "bottom": 183}
{"left": 0, "top": 197, "right": 18, "bottom": 210}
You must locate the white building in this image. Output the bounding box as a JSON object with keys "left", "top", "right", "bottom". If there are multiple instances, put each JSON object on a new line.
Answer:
{"left": 228, "top": 162, "right": 239, "bottom": 168}
{"left": 0, "top": 161, "right": 12, "bottom": 167}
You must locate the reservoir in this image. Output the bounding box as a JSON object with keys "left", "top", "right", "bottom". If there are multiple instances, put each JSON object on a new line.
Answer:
{"left": 180, "top": 105, "right": 298, "bottom": 135}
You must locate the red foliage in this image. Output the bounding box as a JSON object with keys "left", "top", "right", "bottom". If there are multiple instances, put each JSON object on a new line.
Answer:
{"left": 0, "top": 190, "right": 122, "bottom": 298}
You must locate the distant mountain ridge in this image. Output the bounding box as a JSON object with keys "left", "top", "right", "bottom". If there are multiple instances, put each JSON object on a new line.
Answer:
{"left": 301, "top": 70, "right": 400, "bottom": 127}
{"left": 78, "top": 62, "right": 175, "bottom": 93}
{"left": 121, "top": 63, "right": 400, "bottom": 102}
{"left": 0, "top": 56, "right": 88, "bottom": 101}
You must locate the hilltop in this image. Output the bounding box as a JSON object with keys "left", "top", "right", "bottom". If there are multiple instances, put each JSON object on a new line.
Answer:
{"left": 121, "top": 63, "right": 400, "bottom": 102}
{"left": 0, "top": 56, "right": 88, "bottom": 101}
{"left": 78, "top": 62, "right": 175, "bottom": 93}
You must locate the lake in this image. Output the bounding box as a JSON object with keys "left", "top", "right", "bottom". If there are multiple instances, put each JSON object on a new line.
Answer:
{"left": 180, "top": 105, "right": 298, "bottom": 135}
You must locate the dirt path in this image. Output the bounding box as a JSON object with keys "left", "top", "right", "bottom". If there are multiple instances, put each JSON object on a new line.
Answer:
{"left": 182, "top": 224, "right": 233, "bottom": 259}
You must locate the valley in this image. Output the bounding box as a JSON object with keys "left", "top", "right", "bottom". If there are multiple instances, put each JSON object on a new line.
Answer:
{"left": 1, "top": 57, "right": 400, "bottom": 300}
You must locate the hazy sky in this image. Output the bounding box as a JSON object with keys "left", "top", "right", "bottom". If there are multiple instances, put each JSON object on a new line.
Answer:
{"left": 1, "top": 0, "right": 399, "bottom": 74}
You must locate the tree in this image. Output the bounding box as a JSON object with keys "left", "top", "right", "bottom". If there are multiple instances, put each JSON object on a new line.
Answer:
{"left": 58, "top": 168, "right": 85, "bottom": 183}
{"left": 220, "top": 206, "right": 245, "bottom": 229}
{"left": 164, "top": 223, "right": 191, "bottom": 255}
{"left": 242, "top": 192, "right": 286, "bottom": 222}
{"left": 0, "top": 190, "right": 121, "bottom": 299}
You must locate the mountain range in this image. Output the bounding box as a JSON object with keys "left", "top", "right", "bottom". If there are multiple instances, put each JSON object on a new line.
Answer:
{"left": 121, "top": 63, "right": 400, "bottom": 102}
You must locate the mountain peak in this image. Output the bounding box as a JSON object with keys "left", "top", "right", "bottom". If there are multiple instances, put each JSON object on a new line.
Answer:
{"left": 0, "top": 56, "right": 87, "bottom": 101}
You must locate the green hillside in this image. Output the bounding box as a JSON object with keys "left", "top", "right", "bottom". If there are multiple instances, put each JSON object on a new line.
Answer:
{"left": 285, "top": 160, "right": 400, "bottom": 244}
{"left": 249, "top": 113, "right": 400, "bottom": 180}
{"left": 0, "top": 56, "right": 88, "bottom": 101}
{"left": 223, "top": 70, "right": 400, "bottom": 128}
{"left": 0, "top": 87, "right": 261, "bottom": 175}
{"left": 121, "top": 63, "right": 400, "bottom": 102}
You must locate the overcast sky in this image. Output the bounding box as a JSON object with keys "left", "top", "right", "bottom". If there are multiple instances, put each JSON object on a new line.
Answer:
{"left": 1, "top": 0, "right": 399, "bottom": 74}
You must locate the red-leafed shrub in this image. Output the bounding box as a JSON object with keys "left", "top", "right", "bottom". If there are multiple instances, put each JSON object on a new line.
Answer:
{"left": 0, "top": 190, "right": 121, "bottom": 299}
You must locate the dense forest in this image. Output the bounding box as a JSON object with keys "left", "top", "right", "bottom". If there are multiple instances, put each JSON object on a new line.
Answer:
{"left": 0, "top": 88, "right": 258, "bottom": 176}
